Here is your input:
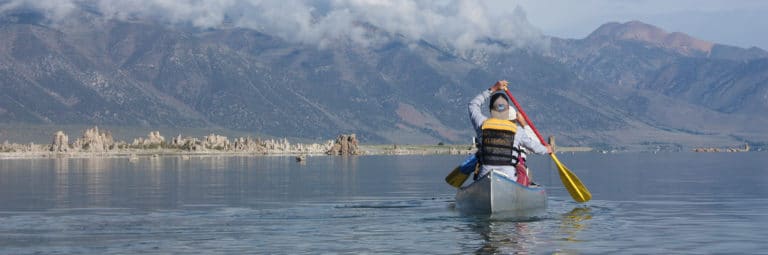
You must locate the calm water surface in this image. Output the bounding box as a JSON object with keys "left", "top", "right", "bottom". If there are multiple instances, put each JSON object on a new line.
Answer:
{"left": 1, "top": 153, "right": 767, "bottom": 254}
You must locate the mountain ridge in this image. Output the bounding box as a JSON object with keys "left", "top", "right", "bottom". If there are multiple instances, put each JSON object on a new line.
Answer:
{"left": 0, "top": 10, "right": 766, "bottom": 150}
{"left": 587, "top": 20, "right": 715, "bottom": 56}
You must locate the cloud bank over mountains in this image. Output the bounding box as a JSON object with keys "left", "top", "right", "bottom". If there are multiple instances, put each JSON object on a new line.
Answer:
{"left": 0, "top": 0, "right": 545, "bottom": 51}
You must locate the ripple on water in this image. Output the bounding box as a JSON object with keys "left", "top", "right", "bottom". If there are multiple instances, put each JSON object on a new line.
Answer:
{"left": 2, "top": 154, "right": 768, "bottom": 254}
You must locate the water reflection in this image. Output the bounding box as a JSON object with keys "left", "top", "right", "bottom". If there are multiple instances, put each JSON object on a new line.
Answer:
{"left": 465, "top": 206, "right": 594, "bottom": 254}
{"left": 469, "top": 217, "right": 541, "bottom": 254}
{"left": 57, "top": 155, "right": 368, "bottom": 208}
{"left": 52, "top": 157, "right": 114, "bottom": 208}
{"left": 560, "top": 207, "right": 592, "bottom": 242}
{"left": 2, "top": 153, "right": 767, "bottom": 254}
{"left": 54, "top": 157, "right": 69, "bottom": 209}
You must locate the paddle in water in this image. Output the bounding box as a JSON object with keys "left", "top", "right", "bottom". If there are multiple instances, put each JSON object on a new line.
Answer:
{"left": 444, "top": 154, "right": 478, "bottom": 188}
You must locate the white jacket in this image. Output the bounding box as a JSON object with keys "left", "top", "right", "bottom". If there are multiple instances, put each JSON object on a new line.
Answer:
{"left": 468, "top": 89, "right": 547, "bottom": 179}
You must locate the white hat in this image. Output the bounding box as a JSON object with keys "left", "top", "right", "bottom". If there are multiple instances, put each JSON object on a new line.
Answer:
{"left": 507, "top": 107, "right": 517, "bottom": 120}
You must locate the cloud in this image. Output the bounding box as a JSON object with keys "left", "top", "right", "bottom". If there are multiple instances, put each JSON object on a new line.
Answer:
{"left": 0, "top": 0, "right": 546, "bottom": 51}
{"left": 509, "top": 0, "right": 768, "bottom": 49}
{"left": 0, "top": 0, "right": 77, "bottom": 21}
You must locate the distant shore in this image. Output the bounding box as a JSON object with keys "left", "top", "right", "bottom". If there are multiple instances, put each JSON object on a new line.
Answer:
{"left": 0, "top": 125, "right": 604, "bottom": 159}
{"left": 0, "top": 143, "right": 595, "bottom": 159}
{"left": 359, "top": 144, "right": 593, "bottom": 155}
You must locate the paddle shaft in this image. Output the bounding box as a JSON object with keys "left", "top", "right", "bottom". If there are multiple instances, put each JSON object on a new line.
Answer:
{"left": 504, "top": 90, "right": 548, "bottom": 147}
{"left": 504, "top": 88, "right": 592, "bottom": 203}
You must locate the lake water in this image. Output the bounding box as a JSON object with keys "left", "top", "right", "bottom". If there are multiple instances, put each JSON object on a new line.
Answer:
{"left": 1, "top": 153, "right": 767, "bottom": 254}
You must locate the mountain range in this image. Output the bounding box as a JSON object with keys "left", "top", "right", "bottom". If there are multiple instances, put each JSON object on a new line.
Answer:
{"left": 1, "top": 8, "right": 766, "bottom": 151}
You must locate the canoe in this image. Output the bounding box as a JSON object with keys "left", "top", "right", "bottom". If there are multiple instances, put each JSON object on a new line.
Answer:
{"left": 455, "top": 170, "right": 547, "bottom": 218}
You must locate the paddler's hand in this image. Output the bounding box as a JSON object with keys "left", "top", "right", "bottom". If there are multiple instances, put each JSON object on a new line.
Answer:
{"left": 545, "top": 145, "right": 553, "bottom": 154}
{"left": 489, "top": 80, "right": 508, "bottom": 92}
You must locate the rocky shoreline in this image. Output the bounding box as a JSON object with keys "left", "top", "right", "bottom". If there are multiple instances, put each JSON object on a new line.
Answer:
{"left": 692, "top": 143, "right": 750, "bottom": 153}
{"left": 0, "top": 126, "right": 366, "bottom": 159}
{"left": 0, "top": 126, "right": 600, "bottom": 159}
{"left": 0, "top": 126, "right": 474, "bottom": 159}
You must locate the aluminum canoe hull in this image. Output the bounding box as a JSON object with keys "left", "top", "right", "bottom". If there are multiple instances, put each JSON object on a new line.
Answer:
{"left": 455, "top": 170, "right": 547, "bottom": 217}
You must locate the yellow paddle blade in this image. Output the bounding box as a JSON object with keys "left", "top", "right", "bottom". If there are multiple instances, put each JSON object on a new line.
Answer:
{"left": 444, "top": 166, "right": 469, "bottom": 188}
{"left": 551, "top": 154, "right": 592, "bottom": 203}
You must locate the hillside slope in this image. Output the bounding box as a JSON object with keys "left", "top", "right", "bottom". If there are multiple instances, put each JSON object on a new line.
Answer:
{"left": 1, "top": 10, "right": 766, "bottom": 150}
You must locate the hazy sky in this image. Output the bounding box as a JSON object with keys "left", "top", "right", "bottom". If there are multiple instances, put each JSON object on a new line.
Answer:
{"left": 504, "top": 0, "right": 768, "bottom": 49}
{"left": 2, "top": 0, "right": 767, "bottom": 50}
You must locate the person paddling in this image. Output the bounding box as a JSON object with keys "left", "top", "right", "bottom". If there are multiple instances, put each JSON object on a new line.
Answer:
{"left": 510, "top": 111, "right": 542, "bottom": 185}
{"left": 468, "top": 80, "right": 551, "bottom": 185}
